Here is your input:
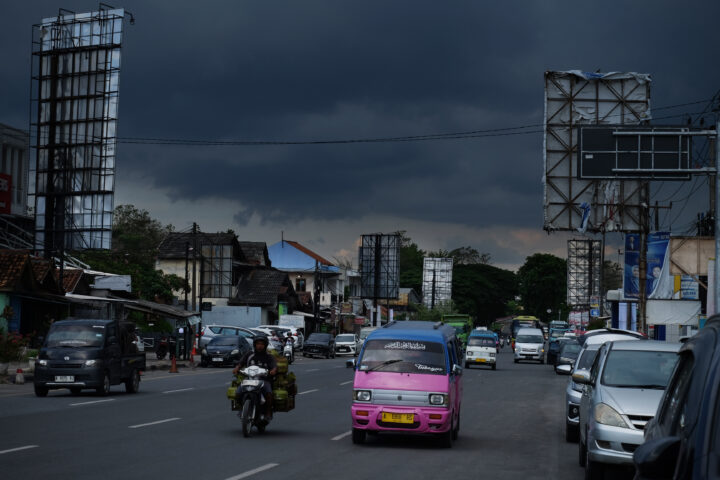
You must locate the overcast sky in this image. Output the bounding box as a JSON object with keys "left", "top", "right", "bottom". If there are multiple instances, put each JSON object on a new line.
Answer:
{"left": 2, "top": 1, "right": 718, "bottom": 270}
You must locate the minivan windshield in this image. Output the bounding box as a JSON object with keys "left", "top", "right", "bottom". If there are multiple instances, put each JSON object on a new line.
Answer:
{"left": 336, "top": 334, "right": 356, "bottom": 342}
{"left": 601, "top": 350, "right": 678, "bottom": 388}
{"left": 516, "top": 335, "right": 544, "bottom": 344}
{"left": 468, "top": 337, "right": 495, "bottom": 347}
{"left": 359, "top": 339, "right": 446, "bottom": 375}
{"left": 46, "top": 325, "right": 105, "bottom": 348}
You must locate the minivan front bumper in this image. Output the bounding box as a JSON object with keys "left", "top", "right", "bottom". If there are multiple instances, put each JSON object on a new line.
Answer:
{"left": 351, "top": 404, "right": 452, "bottom": 433}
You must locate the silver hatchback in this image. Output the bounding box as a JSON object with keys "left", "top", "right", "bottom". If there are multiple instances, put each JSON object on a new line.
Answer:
{"left": 575, "top": 340, "right": 680, "bottom": 479}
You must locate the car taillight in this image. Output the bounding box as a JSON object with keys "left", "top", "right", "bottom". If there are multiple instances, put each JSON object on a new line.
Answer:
{"left": 293, "top": 333, "right": 298, "bottom": 336}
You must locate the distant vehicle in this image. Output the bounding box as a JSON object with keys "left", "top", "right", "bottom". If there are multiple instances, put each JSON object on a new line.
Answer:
{"left": 547, "top": 336, "right": 576, "bottom": 365}
{"left": 201, "top": 335, "right": 252, "bottom": 367}
{"left": 555, "top": 342, "right": 581, "bottom": 370}
{"left": 511, "top": 316, "right": 540, "bottom": 339}
{"left": 549, "top": 320, "right": 571, "bottom": 337}
{"left": 358, "top": 327, "right": 378, "bottom": 347}
{"left": 335, "top": 333, "right": 361, "bottom": 356}
{"left": 256, "top": 324, "right": 304, "bottom": 350}
{"left": 199, "top": 325, "right": 257, "bottom": 349}
{"left": 576, "top": 340, "right": 680, "bottom": 478}
{"left": 633, "top": 315, "right": 720, "bottom": 480}
{"left": 34, "top": 318, "right": 146, "bottom": 396}
{"left": 465, "top": 332, "right": 497, "bottom": 370}
{"left": 303, "top": 333, "right": 336, "bottom": 358}
{"left": 441, "top": 314, "right": 473, "bottom": 346}
{"left": 513, "top": 327, "right": 545, "bottom": 364}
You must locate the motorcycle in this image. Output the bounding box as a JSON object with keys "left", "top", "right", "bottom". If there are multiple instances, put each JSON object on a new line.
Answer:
{"left": 236, "top": 365, "right": 271, "bottom": 437}
{"left": 155, "top": 335, "right": 177, "bottom": 360}
{"left": 283, "top": 338, "right": 295, "bottom": 364}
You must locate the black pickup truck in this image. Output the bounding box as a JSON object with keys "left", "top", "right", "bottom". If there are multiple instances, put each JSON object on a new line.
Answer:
{"left": 34, "top": 318, "right": 146, "bottom": 397}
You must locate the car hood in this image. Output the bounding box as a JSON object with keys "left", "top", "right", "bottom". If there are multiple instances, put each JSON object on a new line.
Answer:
{"left": 601, "top": 385, "right": 664, "bottom": 417}
{"left": 335, "top": 340, "right": 356, "bottom": 345}
{"left": 305, "top": 340, "right": 331, "bottom": 346}
{"left": 206, "top": 345, "right": 238, "bottom": 353}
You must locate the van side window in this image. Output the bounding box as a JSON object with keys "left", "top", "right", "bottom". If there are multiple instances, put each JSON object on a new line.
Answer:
{"left": 589, "top": 345, "right": 605, "bottom": 384}
{"left": 447, "top": 341, "right": 457, "bottom": 366}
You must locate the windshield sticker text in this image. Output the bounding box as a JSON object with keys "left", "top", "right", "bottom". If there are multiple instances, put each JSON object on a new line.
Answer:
{"left": 414, "top": 364, "right": 443, "bottom": 372}
{"left": 384, "top": 341, "right": 426, "bottom": 351}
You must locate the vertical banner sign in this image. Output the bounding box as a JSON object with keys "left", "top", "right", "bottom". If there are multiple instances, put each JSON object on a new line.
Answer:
{"left": 624, "top": 232, "right": 671, "bottom": 299}
{"left": 0, "top": 174, "right": 11, "bottom": 214}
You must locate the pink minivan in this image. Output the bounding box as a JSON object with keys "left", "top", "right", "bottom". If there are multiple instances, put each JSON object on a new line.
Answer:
{"left": 349, "top": 321, "right": 464, "bottom": 447}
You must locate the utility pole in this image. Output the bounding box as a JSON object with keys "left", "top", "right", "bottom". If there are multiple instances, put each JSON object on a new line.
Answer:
{"left": 184, "top": 242, "right": 190, "bottom": 310}
{"left": 191, "top": 222, "right": 198, "bottom": 312}
{"left": 638, "top": 182, "right": 650, "bottom": 334}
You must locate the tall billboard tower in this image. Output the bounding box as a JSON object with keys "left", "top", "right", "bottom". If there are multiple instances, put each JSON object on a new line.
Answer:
{"left": 422, "top": 257, "right": 453, "bottom": 308}
{"left": 30, "top": 7, "right": 128, "bottom": 257}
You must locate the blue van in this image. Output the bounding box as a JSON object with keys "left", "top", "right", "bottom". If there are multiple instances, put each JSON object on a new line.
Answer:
{"left": 349, "top": 321, "right": 464, "bottom": 447}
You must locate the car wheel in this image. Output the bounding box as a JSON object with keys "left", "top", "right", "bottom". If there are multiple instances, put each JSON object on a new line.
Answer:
{"left": 514, "top": 359, "right": 519, "bottom": 364}
{"left": 125, "top": 369, "right": 140, "bottom": 394}
{"left": 491, "top": 363, "right": 497, "bottom": 371}
{"left": 34, "top": 384, "right": 48, "bottom": 397}
{"left": 452, "top": 412, "right": 460, "bottom": 440}
{"left": 96, "top": 372, "right": 110, "bottom": 396}
{"left": 352, "top": 428, "right": 366, "bottom": 445}
{"left": 439, "top": 425, "right": 453, "bottom": 448}
{"left": 565, "top": 423, "right": 579, "bottom": 443}
{"left": 464, "top": 362, "right": 469, "bottom": 368}
{"left": 585, "top": 445, "right": 603, "bottom": 480}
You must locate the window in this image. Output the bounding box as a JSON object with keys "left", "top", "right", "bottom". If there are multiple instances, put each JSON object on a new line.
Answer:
{"left": 295, "top": 278, "right": 306, "bottom": 292}
{"left": 656, "top": 354, "right": 694, "bottom": 435}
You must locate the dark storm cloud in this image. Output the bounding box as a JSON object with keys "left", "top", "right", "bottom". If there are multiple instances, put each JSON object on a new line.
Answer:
{"left": 3, "top": 1, "right": 719, "bottom": 235}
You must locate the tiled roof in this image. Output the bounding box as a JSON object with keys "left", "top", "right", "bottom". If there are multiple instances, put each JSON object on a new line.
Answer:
{"left": 237, "top": 242, "right": 271, "bottom": 266}
{"left": 30, "top": 257, "right": 53, "bottom": 283}
{"left": 283, "top": 240, "right": 334, "bottom": 266}
{"left": 230, "top": 268, "right": 293, "bottom": 306}
{"left": 157, "top": 232, "right": 237, "bottom": 259}
{"left": 56, "top": 269, "right": 84, "bottom": 293}
{"left": 0, "top": 250, "right": 33, "bottom": 290}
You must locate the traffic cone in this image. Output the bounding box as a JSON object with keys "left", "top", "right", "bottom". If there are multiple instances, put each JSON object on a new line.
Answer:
{"left": 15, "top": 368, "right": 25, "bottom": 384}
{"left": 169, "top": 355, "right": 178, "bottom": 373}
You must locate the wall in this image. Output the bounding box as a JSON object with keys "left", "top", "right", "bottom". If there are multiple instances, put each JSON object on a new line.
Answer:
{"left": 200, "top": 305, "right": 262, "bottom": 328}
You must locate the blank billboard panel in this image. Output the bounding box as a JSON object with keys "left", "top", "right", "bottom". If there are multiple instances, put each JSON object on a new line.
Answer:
{"left": 359, "top": 234, "right": 400, "bottom": 300}
{"left": 422, "top": 257, "right": 453, "bottom": 308}
{"left": 30, "top": 8, "right": 126, "bottom": 254}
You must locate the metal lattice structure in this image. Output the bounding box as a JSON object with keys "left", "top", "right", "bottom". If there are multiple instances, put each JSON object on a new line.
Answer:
{"left": 359, "top": 234, "right": 400, "bottom": 300}
{"left": 422, "top": 257, "right": 453, "bottom": 308}
{"left": 567, "top": 239, "right": 602, "bottom": 308}
{"left": 30, "top": 7, "right": 127, "bottom": 256}
{"left": 544, "top": 71, "right": 651, "bottom": 233}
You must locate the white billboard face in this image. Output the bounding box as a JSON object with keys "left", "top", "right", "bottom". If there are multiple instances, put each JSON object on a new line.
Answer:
{"left": 544, "top": 71, "right": 651, "bottom": 233}
{"left": 422, "top": 257, "right": 453, "bottom": 308}
{"left": 31, "top": 9, "right": 125, "bottom": 252}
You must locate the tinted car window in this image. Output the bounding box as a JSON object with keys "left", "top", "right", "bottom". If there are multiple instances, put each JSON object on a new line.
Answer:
{"left": 220, "top": 327, "right": 238, "bottom": 335}
{"left": 209, "top": 326, "right": 223, "bottom": 334}
{"left": 560, "top": 343, "right": 581, "bottom": 355}
{"left": 601, "top": 350, "right": 678, "bottom": 388}
{"left": 468, "top": 337, "right": 495, "bottom": 347}
{"left": 656, "top": 353, "right": 694, "bottom": 435}
{"left": 576, "top": 347, "right": 599, "bottom": 371}
{"left": 209, "top": 336, "right": 241, "bottom": 346}
{"left": 516, "top": 335, "right": 544, "bottom": 343}
{"left": 360, "top": 339, "right": 446, "bottom": 375}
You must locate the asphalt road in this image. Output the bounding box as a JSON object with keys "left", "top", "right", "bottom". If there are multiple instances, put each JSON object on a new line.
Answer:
{"left": 0, "top": 349, "right": 630, "bottom": 480}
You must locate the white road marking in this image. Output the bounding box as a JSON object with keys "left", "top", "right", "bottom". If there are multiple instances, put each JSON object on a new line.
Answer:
{"left": 297, "top": 389, "right": 318, "bottom": 395}
{"left": 128, "top": 417, "right": 181, "bottom": 429}
{"left": 331, "top": 430, "right": 352, "bottom": 441}
{"left": 306, "top": 368, "right": 320, "bottom": 372}
{"left": 225, "top": 463, "right": 279, "bottom": 480}
{"left": 162, "top": 388, "right": 194, "bottom": 394}
{"left": 0, "top": 445, "right": 39, "bottom": 455}
{"left": 69, "top": 399, "right": 115, "bottom": 407}
{"left": 339, "top": 380, "right": 353, "bottom": 385}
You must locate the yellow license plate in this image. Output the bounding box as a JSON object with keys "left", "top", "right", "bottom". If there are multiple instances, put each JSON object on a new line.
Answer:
{"left": 476, "top": 358, "right": 486, "bottom": 362}
{"left": 381, "top": 412, "right": 414, "bottom": 424}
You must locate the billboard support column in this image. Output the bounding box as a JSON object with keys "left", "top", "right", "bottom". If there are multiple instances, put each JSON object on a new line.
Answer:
{"left": 638, "top": 183, "right": 650, "bottom": 334}
{"left": 715, "top": 119, "right": 720, "bottom": 315}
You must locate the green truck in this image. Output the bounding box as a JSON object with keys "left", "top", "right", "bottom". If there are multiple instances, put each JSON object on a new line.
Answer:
{"left": 441, "top": 314, "right": 474, "bottom": 346}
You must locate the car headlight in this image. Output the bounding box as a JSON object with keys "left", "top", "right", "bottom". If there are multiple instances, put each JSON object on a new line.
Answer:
{"left": 540, "top": 348, "right": 545, "bottom": 353}
{"left": 84, "top": 359, "right": 98, "bottom": 367}
{"left": 36, "top": 359, "right": 48, "bottom": 366}
{"left": 594, "top": 403, "right": 629, "bottom": 428}
{"left": 429, "top": 393, "right": 448, "bottom": 406}
{"left": 231, "top": 349, "right": 239, "bottom": 355}
{"left": 354, "top": 390, "right": 372, "bottom": 402}
{"left": 466, "top": 350, "right": 473, "bottom": 355}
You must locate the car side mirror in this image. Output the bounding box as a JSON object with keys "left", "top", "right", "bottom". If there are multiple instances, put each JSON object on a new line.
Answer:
{"left": 633, "top": 436, "right": 681, "bottom": 478}
{"left": 572, "top": 369, "right": 592, "bottom": 385}
{"left": 346, "top": 359, "right": 356, "bottom": 369}
{"left": 453, "top": 364, "right": 463, "bottom": 376}
{"left": 555, "top": 364, "right": 572, "bottom": 375}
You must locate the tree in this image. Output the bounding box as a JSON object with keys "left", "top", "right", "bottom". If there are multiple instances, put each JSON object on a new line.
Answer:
{"left": 517, "top": 253, "right": 567, "bottom": 323}
{"left": 452, "top": 264, "right": 518, "bottom": 326}
{"left": 399, "top": 238, "right": 425, "bottom": 295}
{"left": 72, "top": 205, "right": 187, "bottom": 303}
{"left": 448, "top": 246, "right": 491, "bottom": 265}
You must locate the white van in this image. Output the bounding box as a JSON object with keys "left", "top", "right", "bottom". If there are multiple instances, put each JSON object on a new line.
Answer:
{"left": 465, "top": 334, "right": 497, "bottom": 370}
{"left": 514, "top": 327, "right": 546, "bottom": 364}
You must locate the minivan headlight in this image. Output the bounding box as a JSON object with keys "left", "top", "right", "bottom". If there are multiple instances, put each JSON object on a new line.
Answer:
{"left": 354, "top": 390, "right": 372, "bottom": 402}
{"left": 594, "top": 403, "right": 628, "bottom": 428}
{"left": 429, "top": 393, "right": 448, "bottom": 406}
{"left": 84, "top": 359, "right": 98, "bottom": 367}
{"left": 37, "top": 359, "right": 48, "bottom": 366}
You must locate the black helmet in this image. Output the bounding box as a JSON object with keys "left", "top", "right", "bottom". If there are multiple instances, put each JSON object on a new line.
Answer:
{"left": 253, "top": 336, "right": 269, "bottom": 348}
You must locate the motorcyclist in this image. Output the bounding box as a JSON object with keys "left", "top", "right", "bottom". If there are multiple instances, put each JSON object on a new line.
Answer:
{"left": 233, "top": 336, "right": 278, "bottom": 419}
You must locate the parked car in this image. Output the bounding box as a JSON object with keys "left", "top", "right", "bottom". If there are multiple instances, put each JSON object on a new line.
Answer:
{"left": 303, "top": 333, "right": 336, "bottom": 358}
{"left": 200, "top": 335, "right": 252, "bottom": 367}
{"left": 248, "top": 329, "right": 284, "bottom": 352}
{"left": 555, "top": 342, "right": 581, "bottom": 369}
{"left": 557, "top": 332, "right": 644, "bottom": 442}
{"left": 335, "top": 333, "right": 360, "bottom": 356}
{"left": 358, "top": 327, "right": 377, "bottom": 347}
{"left": 547, "top": 336, "right": 576, "bottom": 365}
{"left": 576, "top": 340, "right": 681, "bottom": 479}
{"left": 633, "top": 315, "right": 720, "bottom": 480}
{"left": 199, "top": 325, "right": 257, "bottom": 349}
{"left": 256, "top": 325, "right": 305, "bottom": 350}
{"left": 513, "top": 327, "right": 546, "bottom": 363}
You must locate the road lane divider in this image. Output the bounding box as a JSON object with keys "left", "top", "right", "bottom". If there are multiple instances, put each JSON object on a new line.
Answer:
{"left": 339, "top": 380, "right": 353, "bottom": 386}
{"left": 297, "top": 389, "right": 318, "bottom": 395}
{"left": 162, "top": 388, "right": 195, "bottom": 394}
{"left": 69, "top": 399, "right": 115, "bottom": 407}
{"left": 331, "top": 431, "right": 352, "bottom": 441}
{"left": 0, "top": 445, "right": 39, "bottom": 455}
{"left": 305, "top": 369, "right": 319, "bottom": 372}
{"left": 225, "top": 463, "right": 279, "bottom": 480}
{"left": 128, "top": 417, "right": 181, "bottom": 429}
